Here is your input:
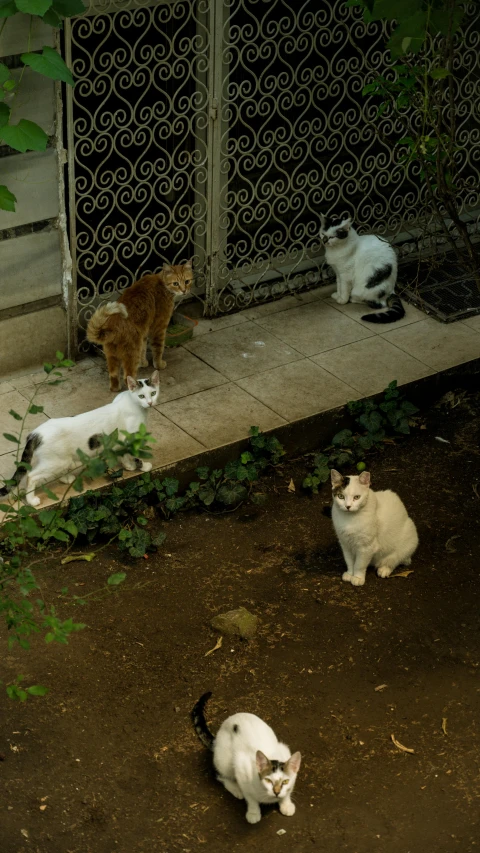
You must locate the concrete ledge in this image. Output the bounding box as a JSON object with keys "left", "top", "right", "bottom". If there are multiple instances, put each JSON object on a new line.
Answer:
{"left": 0, "top": 304, "right": 67, "bottom": 375}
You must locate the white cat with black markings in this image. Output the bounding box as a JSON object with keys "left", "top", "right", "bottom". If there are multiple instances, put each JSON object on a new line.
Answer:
{"left": 320, "top": 213, "right": 404, "bottom": 323}
{"left": 192, "top": 692, "right": 301, "bottom": 824}
{"left": 331, "top": 469, "right": 418, "bottom": 587}
{"left": 0, "top": 372, "right": 159, "bottom": 508}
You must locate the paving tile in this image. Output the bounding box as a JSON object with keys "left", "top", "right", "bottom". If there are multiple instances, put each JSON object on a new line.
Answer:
{"left": 0, "top": 450, "right": 15, "bottom": 483}
{"left": 17, "top": 364, "right": 114, "bottom": 418}
{"left": 311, "top": 336, "right": 433, "bottom": 395}
{"left": 184, "top": 321, "right": 302, "bottom": 380}
{"left": 193, "top": 312, "right": 249, "bottom": 337}
{"left": 157, "top": 347, "right": 227, "bottom": 403}
{"left": 157, "top": 383, "right": 286, "bottom": 448}
{"left": 461, "top": 314, "right": 480, "bottom": 332}
{"left": 253, "top": 300, "right": 374, "bottom": 356}
{"left": 382, "top": 318, "right": 480, "bottom": 371}
{"left": 145, "top": 407, "right": 206, "bottom": 466}
{"left": 237, "top": 360, "right": 359, "bottom": 421}
{"left": 0, "top": 390, "right": 46, "bottom": 455}
{"left": 324, "top": 296, "right": 427, "bottom": 333}
{"left": 0, "top": 381, "right": 15, "bottom": 395}
{"left": 240, "top": 287, "right": 324, "bottom": 320}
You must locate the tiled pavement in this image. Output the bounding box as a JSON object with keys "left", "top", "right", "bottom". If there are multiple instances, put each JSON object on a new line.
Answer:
{"left": 1, "top": 283, "right": 479, "bottom": 513}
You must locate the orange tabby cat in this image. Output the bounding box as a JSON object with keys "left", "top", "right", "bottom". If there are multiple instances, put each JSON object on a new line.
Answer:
{"left": 87, "top": 261, "right": 193, "bottom": 392}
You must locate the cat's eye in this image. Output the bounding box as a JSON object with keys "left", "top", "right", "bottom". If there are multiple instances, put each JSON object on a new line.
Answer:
{"left": 337, "top": 493, "right": 344, "bottom": 500}
{"left": 281, "top": 780, "right": 289, "bottom": 787}
{"left": 151, "top": 392, "right": 155, "bottom": 396}
{"left": 139, "top": 394, "right": 145, "bottom": 398}
{"left": 354, "top": 495, "right": 361, "bottom": 500}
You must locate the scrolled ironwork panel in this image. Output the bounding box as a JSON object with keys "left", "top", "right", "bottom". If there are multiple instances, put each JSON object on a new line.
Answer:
{"left": 66, "top": 0, "right": 211, "bottom": 347}
{"left": 210, "top": 0, "right": 480, "bottom": 314}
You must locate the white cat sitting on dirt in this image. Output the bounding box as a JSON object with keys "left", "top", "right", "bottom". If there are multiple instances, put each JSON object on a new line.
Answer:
{"left": 331, "top": 469, "right": 418, "bottom": 587}
{"left": 320, "top": 213, "right": 404, "bottom": 324}
{"left": 0, "top": 372, "right": 159, "bottom": 508}
{"left": 192, "top": 691, "right": 301, "bottom": 824}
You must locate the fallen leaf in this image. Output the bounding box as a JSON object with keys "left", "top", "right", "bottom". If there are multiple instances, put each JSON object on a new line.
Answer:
{"left": 288, "top": 479, "right": 295, "bottom": 493}
{"left": 473, "top": 483, "right": 480, "bottom": 500}
{"left": 204, "top": 636, "right": 223, "bottom": 657}
{"left": 445, "top": 535, "right": 460, "bottom": 553}
{"left": 40, "top": 796, "right": 48, "bottom": 802}
{"left": 393, "top": 570, "right": 414, "bottom": 578}
{"left": 435, "top": 436, "right": 450, "bottom": 444}
{"left": 375, "top": 684, "right": 388, "bottom": 692}
{"left": 277, "top": 828, "right": 287, "bottom": 836}
{"left": 442, "top": 717, "right": 448, "bottom": 736}
{"left": 60, "top": 553, "right": 95, "bottom": 565}
{"left": 391, "top": 734, "right": 415, "bottom": 754}
{"left": 21, "top": 829, "right": 29, "bottom": 839}
{"left": 39, "top": 805, "right": 47, "bottom": 811}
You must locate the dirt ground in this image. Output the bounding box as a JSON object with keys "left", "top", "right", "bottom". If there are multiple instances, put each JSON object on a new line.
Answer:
{"left": 1, "top": 388, "right": 480, "bottom": 853}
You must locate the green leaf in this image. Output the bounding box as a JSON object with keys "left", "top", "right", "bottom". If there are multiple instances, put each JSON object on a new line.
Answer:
{"left": 388, "top": 11, "right": 428, "bottom": 58}
{"left": 0, "top": 183, "right": 16, "bottom": 211}
{"left": 152, "top": 531, "right": 166, "bottom": 546}
{"left": 15, "top": 0, "right": 51, "bottom": 13}
{"left": 371, "top": 0, "right": 420, "bottom": 21}
{"left": 3, "top": 432, "right": 19, "bottom": 443}
{"left": 21, "top": 46, "right": 75, "bottom": 87}
{"left": 136, "top": 515, "right": 148, "bottom": 526}
{"left": 217, "top": 482, "right": 248, "bottom": 506}
{"left": 52, "top": 0, "right": 85, "bottom": 15}
{"left": 195, "top": 466, "right": 210, "bottom": 481}
{"left": 43, "top": 7, "right": 61, "bottom": 24}
{"left": 0, "top": 119, "right": 48, "bottom": 153}
{"left": 0, "top": 63, "right": 10, "bottom": 85}
{"left": 430, "top": 7, "right": 463, "bottom": 37}
{"left": 0, "top": 102, "right": 9, "bottom": 128}
{"left": 26, "top": 684, "right": 48, "bottom": 696}
{"left": 28, "top": 404, "right": 44, "bottom": 414}
{"left": 107, "top": 572, "right": 126, "bottom": 586}
{"left": 429, "top": 68, "right": 451, "bottom": 80}
{"left": 0, "top": 0, "right": 17, "bottom": 17}
{"left": 9, "top": 409, "right": 22, "bottom": 421}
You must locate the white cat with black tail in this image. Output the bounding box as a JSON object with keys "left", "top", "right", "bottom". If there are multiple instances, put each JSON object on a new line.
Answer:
{"left": 331, "top": 469, "right": 418, "bottom": 587}
{"left": 192, "top": 692, "right": 301, "bottom": 824}
{"left": 320, "top": 213, "right": 405, "bottom": 324}
{"left": 0, "top": 372, "right": 160, "bottom": 508}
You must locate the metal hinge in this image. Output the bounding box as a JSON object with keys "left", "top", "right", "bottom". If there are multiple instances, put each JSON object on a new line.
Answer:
{"left": 209, "top": 97, "right": 218, "bottom": 121}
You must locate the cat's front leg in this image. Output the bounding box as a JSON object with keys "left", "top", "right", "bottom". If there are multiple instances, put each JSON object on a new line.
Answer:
{"left": 218, "top": 775, "right": 243, "bottom": 800}
{"left": 350, "top": 548, "right": 373, "bottom": 587}
{"left": 340, "top": 543, "right": 355, "bottom": 582}
{"left": 331, "top": 276, "right": 351, "bottom": 305}
{"left": 244, "top": 797, "right": 262, "bottom": 824}
{"left": 279, "top": 796, "right": 296, "bottom": 816}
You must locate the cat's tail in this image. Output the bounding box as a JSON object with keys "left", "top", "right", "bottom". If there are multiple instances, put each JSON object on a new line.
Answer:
{"left": 191, "top": 691, "right": 215, "bottom": 750}
{"left": 0, "top": 432, "right": 41, "bottom": 495}
{"left": 86, "top": 302, "right": 129, "bottom": 344}
{"left": 361, "top": 294, "right": 405, "bottom": 324}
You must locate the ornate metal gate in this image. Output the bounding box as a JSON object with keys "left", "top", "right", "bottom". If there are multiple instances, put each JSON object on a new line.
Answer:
{"left": 65, "top": 0, "right": 480, "bottom": 345}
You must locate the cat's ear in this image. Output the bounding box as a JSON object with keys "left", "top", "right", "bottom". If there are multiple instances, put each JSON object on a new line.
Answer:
{"left": 331, "top": 469, "right": 343, "bottom": 487}
{"left": 358, "top": 470, "right": 370, "bottom": 487}
{"left": 150, "top": 370, "right": 160, "bottom": 387}
{"left": 126, "top": 376, "right": 138, "bottom": 392}
{"left": 320, "top": 213, "right": 326, "bottom": 230}
{"left": 286, "top": 751, "right": 301, "bottom": 774}
{"left": 185, "top": 258, "right": 193, "bottom": 268}
{"left": 162, "top": 262, "right": 172, "bottom": 272}
{"left": 344, "top": 217, "right": 352, "bottom": 231}
{"left": 256, "top": 750, "right": 270, "bottom": 774}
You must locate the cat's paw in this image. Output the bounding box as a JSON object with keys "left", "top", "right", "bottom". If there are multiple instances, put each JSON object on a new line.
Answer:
{"left": 27, "top": 495, "right": 41, "bottom": 507}
{"left": 377, "top": 566, "right": 393, "bottom": 578}
{"left": 154, "top": 359, "right": 167, "bottom": 370}
{"left": 342, "top": 571, "right": 353, "bottom": 583}
{"left": 331, "top": 291, "right": 348, "bottom": 304}
{"left": 279, "top": 799, "right": 296, "bottom": 817}
{"left": 141, "top": 462, "right": 153, "bottom": 473}
{"left": 140, "top": 358, "right": 149, "bottom": 367}
{"left": 246, "top": 809, "right": 261, "bottom": 825}
{"left": 60, "top": 473, "right": 76, "bottom": 484}
{"left": 350, "top": 575, "right": 365, "bottom": 587}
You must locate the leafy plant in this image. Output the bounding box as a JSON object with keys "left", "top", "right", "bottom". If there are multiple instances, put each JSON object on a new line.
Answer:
{"left": 303, "top": 381, "right": 419, "bottom": 492}
{"left": 0, "top": 0, "right": 85, "bottom": 211}
{"left": 346, "top": 0, "right": 480, "bottom": 281}
{"left": 0, "top": 354, "right": 156, "bottom": 698}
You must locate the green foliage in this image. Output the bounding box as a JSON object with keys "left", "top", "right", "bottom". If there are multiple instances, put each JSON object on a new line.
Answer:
{"left": 303, "top": 381, "right": 419, "bottom": 493}
{"left": 21, "top": 46, "right": 75, "bottom": 86}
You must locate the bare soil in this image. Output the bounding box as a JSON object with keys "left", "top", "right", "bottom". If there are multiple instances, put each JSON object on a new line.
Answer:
{"left": 1, "top": 390, "right": 480, "bottom": 853}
